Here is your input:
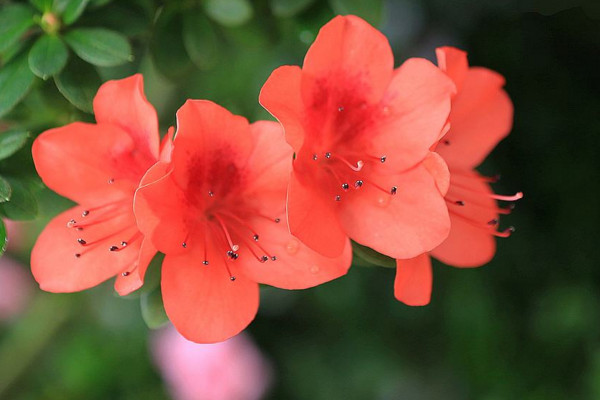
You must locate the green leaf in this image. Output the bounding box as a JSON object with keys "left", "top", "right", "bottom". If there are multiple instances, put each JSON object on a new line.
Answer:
{"left": 28, "top": 34, "right": 69, "bottom": 79}
{"left": 55, "top": 0, "right": 89, "bottom": 25}
{"left": 0, "top": 177, "right": 38, "bottom": 220}
{"left": 0, "top": 176, "right": 11, "bottom": 203}
{"left": 352, "top": 242, "right": 396, "bottom": 268}
{"left": 270, "top": 0, "right": 316, "bottom": 17}
{"left": 140, "top": 287, "right": 169, "bottom": 329}
{"left": 0, "top": 219, "right": 6, "bottom": 257}
{"left": 0, "top": 53, "right": 36, "bottom": 118}
{"left": 64, "top": 28, "right": 132, "bottom": 67}
{"left": 327, "top": 0, "right": 383, "bottom": 26}
{"left": 204, "top": 0, "right": 253, "bottom": 27}
{"left": 0, "top": 4, "right": 35, "bottom": 53}
{"left": 150, "top": 9, "right": 194, "bottom": 79}
{"left": 183, "top": 10, "right": 219, "bottom": 70}
{"left": 0, "top": 130, "right": 30, "bottom": 161}
{"left": 54, "top": 58, "right": 101, "bottom": 112}
{"left": 29, "top": 0, "right": 53, "bottom": 12}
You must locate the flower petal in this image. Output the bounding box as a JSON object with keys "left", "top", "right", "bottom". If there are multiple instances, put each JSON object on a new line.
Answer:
{"left": 339, "top": 163, "right": 450, "bottom": 259}
{"left": 93, "top": 74, "right": 160, "bottom": 160}
{"left": 134, "top": 161, "right": 188, "bottom": 255}
{"left": 301, "top": 15, "right": 394, "bottom": 105}
{"left": 431, "top": 169, "right": 497, "bottom": 267}
{"left": 259, "top": 66, "right": 304, "bottom": 152}
{"left": 435, "top": 46, "right": 469, "bottom": 91}
{"left": 423, "top": 151, "right": 450, "bottom": 196}
{"left": 436, "top": 68, "right": 513, "bottom": 169}
{"left": 32, "top": 122, "right": 141, "bottom": 205}
{"left": 287, "top": 170, "right": 347, "bottom": 257}
{"left": 394, "top": 253, "right": 432, "bottom": 306}
{"left": 162, "top": 249, "right": 259, "bottom": 343}
{"left": 31, "top": 205, "right": 140, "bottom": 292}
{"left": 114, "top": 237, "right": 157, "bottom": 296}
{"left": 371, "top": 58, "right": 455, "bottom": 172}
{"left": 236, "top": 215, "right": 352, "bottom": 289}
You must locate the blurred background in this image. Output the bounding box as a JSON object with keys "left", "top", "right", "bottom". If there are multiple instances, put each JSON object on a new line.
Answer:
{"left": 0, "top": 0, "right": 599, "bottom": 399}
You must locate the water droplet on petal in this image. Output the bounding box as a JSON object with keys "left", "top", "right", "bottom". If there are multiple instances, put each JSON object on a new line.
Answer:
{"left": 286, "top": 239, "right": 299, "bottom": 255}
{"left": 231, "top": 244, "right": 240, "bottom": 251}
{"left": 376, "top": 196, "right": 390, "bottom": 208}
{"left": 310, "top": 265, "right": 320, "bottom": 274}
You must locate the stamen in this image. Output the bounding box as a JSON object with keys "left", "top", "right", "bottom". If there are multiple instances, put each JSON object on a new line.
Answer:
{"left": 82, "top": 210, "right": 89, "bottom": 217}
{"left": 341, "top": 183, "right": 349, "bottom": 190}
{"left": 312, "top": 154, "right": 318, "bottom": 161}
{"left": 108, "top": 178, "right": 114, "bottom": 184}
{"left": 214, "top": 214, "right": 239, "bottom": 252}
{"left": 390, "top": 186, "right": 397, "bottom": 195}
{"left": 355, "top": 180, "right": 363, "bottom": 188}
{"left": 492, "top": 227, "right": 515, "bottom": 238}
{"left": 490, "top": 192, "right": 523, "bottom": 202}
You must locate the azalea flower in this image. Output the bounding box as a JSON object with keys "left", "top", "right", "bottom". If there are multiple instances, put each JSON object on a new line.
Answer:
{"left": 259, "top": 15, "right": 455, "bottom": 259}
{"left": 394, "top": 47, "right": 523, "bottom": 306}
{"left": 152, "top": 327, "right": 272, "bottom": 400}
{"left": 134, "top": 100, "right": 351, "bottom": 343}
{"left": 31, "top": 74, "right": 166, "bottom": 296}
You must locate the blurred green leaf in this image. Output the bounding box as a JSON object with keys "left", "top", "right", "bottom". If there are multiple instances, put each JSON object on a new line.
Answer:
{"left": 0, "top": 176, "right": 11, "bottom": 203}
{"left": 29, "top": 0, "right": 53, "bottom": 12}
{"left": 0, "top": 177, "right": 38, "bottom": 220}
{"left": 0, "top": 218, "right": 5, "bottom": 257}
{"left": 140, "top": 287, "right": 169, "bottom": 329}
{"left": 0, "top": 130, "right": 30, "bottom": 161}
{"left": 54, "top": 58, "right": 101, "bottom": 112}
{"left": 204, "top": 0, "right": 253, "bottom": 27}
{"left": 28, "top": 34, "right": 69, "bottom": 79}
{"left": 352, "top": 242, "right": 395, "bottom": 268}
{"left": 270, "top": 0, "right": 316, "bottom": 17}
{"left": 183, "top": 10, "right": 219, "bottom": 70}
{"left": 64, "top": 28, "right": 132, "bottom": 67}
{"left": 0, "top": 4, "right": 35, "bottom": 54}
{"left": 0, "top": 53, "right": 36, "bottom": 118}
{"left": 56, "top": 0, "right": 90, "bottom": 25}
{"left": 327, "top": 0, "right": 383, "bottom": 26}
{"left": 150, "top": 9, "right": 194, "bottom": 79}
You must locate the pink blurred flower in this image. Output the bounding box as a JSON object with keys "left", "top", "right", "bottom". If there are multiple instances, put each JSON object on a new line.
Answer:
{"left": 0, "top": 256, "right": 32, "bottom": 320}
{"left": 152, "top": 326, "right": 272, "bottom": 400}
{"left": 3, "top": 219, "right": 29, "bottom": 253}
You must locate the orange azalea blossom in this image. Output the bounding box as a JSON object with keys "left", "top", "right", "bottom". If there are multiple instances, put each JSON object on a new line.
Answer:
{"left": 134, "top": 100, "right": 351, "bottom": 343}
{"left": 260, "top": 15, "right": 455, "bottom": 259}
{"left": 395, "top": 47, "right": 523, "bottom": 306}
{"left": 31, "top": 75, "right": 169, "bottom": 296}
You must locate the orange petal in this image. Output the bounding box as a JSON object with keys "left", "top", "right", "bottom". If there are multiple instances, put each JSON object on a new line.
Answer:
{"left": 423, "top": 151, "right": 450, "bottom": 196}
{"left": 437, "top": 68, "right": 513, "bottom": 169}
{"left": 287, "top": 171, "right": 347, "bottom": 257}
{"left": 394, "top": 253, "right": 433, "bottom": 306}
{"left": 236, "top": 215, "right": 352, "bottom": 289}
{"left": 134, "top": 161, "right": 188, "bottom": 254}
{"left": 161, "top": 249, "right": 259, "bottom": 343}
{"left": 339, "top": 164, "right": 450, "bottom": 259}
{"left": 93, "top": 74, "right": 160, "bottom": 160}
{"left": 259, "top": 66, "right": 305, "bottom": 152}
{"left": 435, "top": 46, "right": 469, "bottom": 91}
{"left": 372, "top": 58, "right": 455, "bottom": 172}
{"left": 431, "top": 169, "right": 497, "bottom": 267}
{"left": 301, "top": 15, "right": 394, "bottom": 105}
{"left": 32, "top": 123, "right": 139, "bottom": 205}
{"left": 31, "top": 206, "right": 140, "bottom": 292}
{"left": 114, "top": 237, "right": 157, "bottom": 296}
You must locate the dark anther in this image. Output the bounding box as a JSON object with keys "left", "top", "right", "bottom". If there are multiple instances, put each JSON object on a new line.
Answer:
{"left": 342, "top": 183, "right": 349, "bottom": 190}
{"left": 253, "top": 234, "right": 259, "bottom": 241}
{"left": 335, "top": 195, "right": 341, "bottom": 201}
{"left": 121, "top": 241, "right": 128, "bottom": 247}
{"left": 271, "top": 256, "right": 277, "bottom": 261}
{"left": 182, "top": 242, "right": 187, "bottom": 248}
{"left": 325, "top": 152, "right": 331, "bottom": 159}
{"left": 230, "top": 276, "right": 236, "bottom": 281}
{"left": 108, "top": 178, "right": 114, "bottom": 184}
{"left": 312, "top": 154, "right": 318, "bottom": 161}
{"left": 208, "top": 191, "right": 214, "bottom": 197}
{"left": 274, "top": 218, "right": 281, "bottom": 223}
{"left": 75, "top": 253, "right": 81, "bottom": 258}
{"left": 380, "top": 156, "right": 387, "bottom": 163}
{"left": 487, "top": 219, "right": 499, "bottom": 225}
{"left": 443, "top": 140, "right": 451, "bottom": 145}
{"left": 338, "top": 106, "right": 344, "bottom": 112}
{"left": 121, "top": 271, "right": 130, "bottom": 277}
{"left": 455, "top": 200, "right": 465, "bottom": 206}
{"left": 77, "top": 238, "right": 87, "bottom": 245}
{"left": 390, "top": 186, "right": 397, "bottom": 195}
{"left": 260, "top": 256, "right": 268, "bottom": 262}
{"left": 109, "top": 246, "right": 119, "bottom": 251}
{"left": 203, "top": 260, "right": 209, "bottom": 265}
{"left": 355, "top": 180, "right": 363, "bottom": 188}
{"left": 82, "top": 210, "right": 89, "bottom": 217}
